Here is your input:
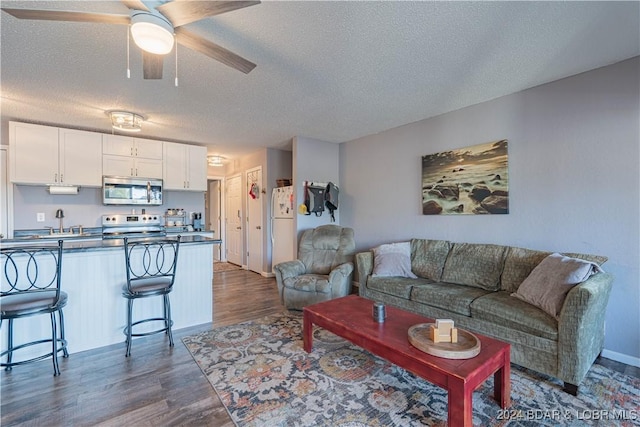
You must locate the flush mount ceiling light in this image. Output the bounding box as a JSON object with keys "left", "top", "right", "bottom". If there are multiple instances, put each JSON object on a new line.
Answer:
{"left": 107, "top": 110, "right": 144, "bottom": 132}
{"left": 130, "top": 11, "right": 174, "bottom": 55}
{"left": 207, "top": 155, "right": 226, "bottom": 167}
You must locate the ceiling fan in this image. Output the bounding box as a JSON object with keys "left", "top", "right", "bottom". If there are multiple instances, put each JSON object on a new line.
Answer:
{"left": 1, "top": 0, "right": 259, "bottom": 79}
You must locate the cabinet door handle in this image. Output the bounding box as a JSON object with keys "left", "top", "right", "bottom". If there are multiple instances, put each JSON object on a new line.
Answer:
{"left": 135, "top": 168, "right": 138, "bottom": 176}
{"left": 130, "top": 147, "right": 133, "bottom": 156}
{"left": 60, "top": 173, "right": 63, "bottom": 183}
{"left": 54, "top": 173, "right": 58, "bottom": 183}
{"left": 131, "top": 168, "right": 134, "bottom": 176}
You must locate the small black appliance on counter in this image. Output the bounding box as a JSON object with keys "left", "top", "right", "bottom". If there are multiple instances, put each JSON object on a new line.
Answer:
{"left": 193, "top": 213, "right": 204, "bottom": 231}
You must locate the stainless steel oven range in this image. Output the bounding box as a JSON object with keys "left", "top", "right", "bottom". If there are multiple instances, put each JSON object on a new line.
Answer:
{"left": 102, "top": 214, "right": 165, "bottom": 240}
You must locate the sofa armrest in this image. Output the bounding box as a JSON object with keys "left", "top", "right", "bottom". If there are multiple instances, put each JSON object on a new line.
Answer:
{"left": 355, "top": 251, "right": 374, "bottom": 296}
{"left": 557, "top": 272, "right": 614, "bottom": 385}
{"left": 329, "top": 262, "right": 354, "bottom": 297}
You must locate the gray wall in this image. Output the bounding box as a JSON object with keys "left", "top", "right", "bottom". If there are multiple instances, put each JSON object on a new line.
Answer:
{"left": 340, "top": 57, "right": 640, "bottom": 365}
{"left": 293, "top": 136, "right": 340, "bottom": 252}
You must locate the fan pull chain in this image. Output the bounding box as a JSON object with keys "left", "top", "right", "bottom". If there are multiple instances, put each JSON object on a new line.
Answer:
{"left": 174, "top": 36, "right": 179, "bottom": 87}
{"left": 126, "top": 26, "right": 131, "bottom": 79}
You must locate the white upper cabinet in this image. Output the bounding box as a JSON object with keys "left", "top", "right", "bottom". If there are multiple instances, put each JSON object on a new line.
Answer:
{"left": 59, "top": 128, "right": 103, "bottom": 186}
{"left": 134, "top": 138, "right": 163, "bottom": 160}
{"left": 10, "top": 122, "right": 102, "bottom": 186}
{"left": 102, "top": 135, "right": 163, "bottom": 159}
{"left": 102, "top": 135, "right": 163, "bottom": 179}
{"left": 163, "top": 142, "right": 207, "bottom": 191}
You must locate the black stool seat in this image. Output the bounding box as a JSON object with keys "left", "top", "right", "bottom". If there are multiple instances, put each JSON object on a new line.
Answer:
{"left": 1, "top": 291, "right": 68, "bottom": 317}
{"left": 122, "top": 278, "right": 172, "bottom": 296}
{"left": 122, "top": 236, "right": 180, "bottom": 357}
{"left": 1, "top": 241, "right": 69, "bottom": 376}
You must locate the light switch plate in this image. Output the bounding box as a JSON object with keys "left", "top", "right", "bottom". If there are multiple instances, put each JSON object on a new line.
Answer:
{"left": 37, "top": 212, "right": 45, "bottom": 222}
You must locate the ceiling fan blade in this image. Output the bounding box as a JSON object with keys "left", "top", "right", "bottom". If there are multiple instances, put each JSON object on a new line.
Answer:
{"left": 142, "top": 51, "right": 164, "bottom": 79}
{"left": 157, "top": 1, "right": 260, "bottom": 28}
{"left": 175, "top": 27, "right": 256, "bottom": 74}
{"left": 120, "top": 0, "right": 150, "bottom": 12}
{"left": 1, "top": 8, "right": 130, "bottom": 25}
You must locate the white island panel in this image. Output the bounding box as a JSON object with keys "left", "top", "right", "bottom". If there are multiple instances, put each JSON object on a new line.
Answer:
{"left": 1, "top": 243, "right": 213, "bottom": 359}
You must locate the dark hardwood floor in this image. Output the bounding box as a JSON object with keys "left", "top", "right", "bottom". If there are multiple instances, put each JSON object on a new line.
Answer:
{"left": 1, "top": 268, "right": 283, "bottom": 427}
{"left": 1, "top": 267, "right": 637, "bottom": 426}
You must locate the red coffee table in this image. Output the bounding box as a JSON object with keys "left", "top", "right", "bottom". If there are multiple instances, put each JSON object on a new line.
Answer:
{"left": 303, "top": 295, "right": 510, "bottom": 427}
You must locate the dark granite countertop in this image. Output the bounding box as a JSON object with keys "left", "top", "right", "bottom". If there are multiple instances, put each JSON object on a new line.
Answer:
{"left": 0, "top": 234, "right": 221, "bottom": 251}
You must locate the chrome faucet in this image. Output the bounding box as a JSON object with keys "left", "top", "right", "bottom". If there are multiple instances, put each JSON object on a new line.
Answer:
{"left": 55, "top": 209, "right": 64, "bottom": 234}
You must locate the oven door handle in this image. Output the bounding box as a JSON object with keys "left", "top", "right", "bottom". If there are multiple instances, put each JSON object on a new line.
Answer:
{"left": 147, "top": 181, "right": 151, "bottom": 203}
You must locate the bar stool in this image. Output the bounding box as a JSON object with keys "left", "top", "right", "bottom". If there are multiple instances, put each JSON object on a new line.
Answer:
{"left": 122, "top": 236, "right": 180, "bottom": 357}
{"left": 1, "top": 240, "right": 69, "bottom": 376}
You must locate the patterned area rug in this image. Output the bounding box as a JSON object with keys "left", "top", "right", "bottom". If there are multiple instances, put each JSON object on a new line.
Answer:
{"left": 214, "top": 262, "right": 243, "bottom": 272}
{"left": 183, "top": 313, "right": 640, "bottom": 426}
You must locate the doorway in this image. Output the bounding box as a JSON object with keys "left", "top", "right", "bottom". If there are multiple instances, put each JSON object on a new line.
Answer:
{"left": 246, "top": 167, "right": 263, "bottom": 274}
{"left": 205, "top": 178, "right": 223, "bottom": 261}
{"left": 225, "top": 174, "right": 243, "bottom": 266}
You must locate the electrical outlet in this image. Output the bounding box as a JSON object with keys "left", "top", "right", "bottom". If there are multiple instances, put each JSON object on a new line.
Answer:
{"left": 37, "top": 212, "right": 45, "bottom": 222}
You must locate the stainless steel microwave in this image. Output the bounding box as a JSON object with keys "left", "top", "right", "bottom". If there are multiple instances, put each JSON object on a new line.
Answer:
{"left": 103, "top": 176, "right": 163, "bottom": 206}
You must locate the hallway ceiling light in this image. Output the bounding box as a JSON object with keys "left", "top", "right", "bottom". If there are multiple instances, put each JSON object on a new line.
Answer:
{"left": 207, "top": 155, "right": 225, "bottom": 167}
{"left": 108, "top": 110, "right": 144, "bottom": 132}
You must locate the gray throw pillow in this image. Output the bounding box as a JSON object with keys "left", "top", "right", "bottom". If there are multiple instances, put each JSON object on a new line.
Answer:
{"left": 372, "top": 242, "right": 417, "bottom": 278}
{"left": 511, "top": 252, "right": 603, "bottom": 319}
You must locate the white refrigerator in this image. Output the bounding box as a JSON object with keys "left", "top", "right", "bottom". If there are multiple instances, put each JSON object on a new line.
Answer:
{"left": 271, "top": 186, "right": 295, "bottom": 268}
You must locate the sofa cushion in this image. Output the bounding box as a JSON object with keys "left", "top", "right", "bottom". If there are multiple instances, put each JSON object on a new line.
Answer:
{"left": 441, "top": 243, "right": 507, "bottom": 291}
{"left": 501, "top": 247, "right": 551, "bottom": 293}
{"left": 410, "top": 239, "right": 451, "bottom": 281}
{"left": 501, "top": 247, "right": 608, "bottom": 292}
{"left": 471, "top": 291, "right": 558, "bottom": 340}
{"left": 410, "top": 282, "right": 492, "bottom": 316}
{"left": 283, "top": 274, "right": 331, "bottom": 294}
{"left": 372, "top": 242, "right": 417, "bottom": 278}
{"left": 367, "top": 276, "right": 432, "bottom": 299}
{"left": 511, "top": 253, "right": 603, "bottom": 319}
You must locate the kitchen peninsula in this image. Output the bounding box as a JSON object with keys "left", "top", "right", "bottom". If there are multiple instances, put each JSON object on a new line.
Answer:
{"left": 0, "top": 236, "right": 219, "bottom": 358}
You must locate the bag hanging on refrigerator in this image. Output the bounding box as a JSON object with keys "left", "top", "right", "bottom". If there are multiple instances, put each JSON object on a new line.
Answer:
{"left": 325, "top": 182, "right": 339, "bottom": 222}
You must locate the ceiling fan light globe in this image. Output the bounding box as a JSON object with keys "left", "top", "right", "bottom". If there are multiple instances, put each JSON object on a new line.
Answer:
{"left": 130, "top": 12, "right": 174, "bottom": 55}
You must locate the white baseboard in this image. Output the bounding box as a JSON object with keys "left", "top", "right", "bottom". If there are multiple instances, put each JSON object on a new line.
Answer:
{"left": 601, "top": 349, "right": 640, "bottom": 368}
{"left": 262, "top": 271, "right": 275, "bottom": 278}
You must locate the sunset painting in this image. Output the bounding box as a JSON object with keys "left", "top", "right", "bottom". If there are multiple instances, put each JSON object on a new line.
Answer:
{"left": 422, "top": 140, "right": 509, "bottom": 215}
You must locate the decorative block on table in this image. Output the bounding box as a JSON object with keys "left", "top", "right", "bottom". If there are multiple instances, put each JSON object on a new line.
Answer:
{"left": 429, "top": 319, "right": 458, "bottom": 343}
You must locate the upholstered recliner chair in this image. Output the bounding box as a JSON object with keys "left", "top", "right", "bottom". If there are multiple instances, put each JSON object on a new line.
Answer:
{"left": 274, "top": 225, "right": 355, "bottom": 310}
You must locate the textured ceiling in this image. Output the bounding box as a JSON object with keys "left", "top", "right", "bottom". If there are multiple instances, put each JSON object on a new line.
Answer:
{"left": 1, "top": 1, "right": 639, "bottom": 161}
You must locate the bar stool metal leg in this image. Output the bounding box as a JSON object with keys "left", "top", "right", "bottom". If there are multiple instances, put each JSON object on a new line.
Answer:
{"left": 50, "top": 312, "right": 60, "bottom": 376}
{"left": 5, "top": 319, "right": 14, "bottom": 371}
{"left": 126, "top": 299, "right": 134, "bottom": 357}
{"left": 164, "top": 294, "right": 174, "bottom": 347}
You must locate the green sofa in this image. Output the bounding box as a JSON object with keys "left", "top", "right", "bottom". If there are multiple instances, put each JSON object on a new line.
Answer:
{"left": 355, "top": 239, "right": 613, "bottom": 395}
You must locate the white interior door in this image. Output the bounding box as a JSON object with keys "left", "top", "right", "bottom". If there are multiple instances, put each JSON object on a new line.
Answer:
{"left": 246, "top": 167, "right": 263, "bottom": 274}
{"left": 225, "top": 175, "right": 243, "bottom": 266}
{"left": 208, "top": 179, "right": 222, "bottom": 261}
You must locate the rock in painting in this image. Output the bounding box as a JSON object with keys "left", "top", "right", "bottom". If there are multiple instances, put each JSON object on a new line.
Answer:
{"left": 434, "top": 184, "right": 459, "bottom": 200}
{"left": 449, "top": 204, "right": 464, "bottom": 213}
{"left": 481, "top": 195, "right": 509, "bottom": 214}
{"left": 470, "top": 185, "right": 491, "bottom": 201}
{"left": 423, "top": 200, "right": 443, "bottom": 214}
{"left": 428, "top": 189, "right": 444, "bottom": 198}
